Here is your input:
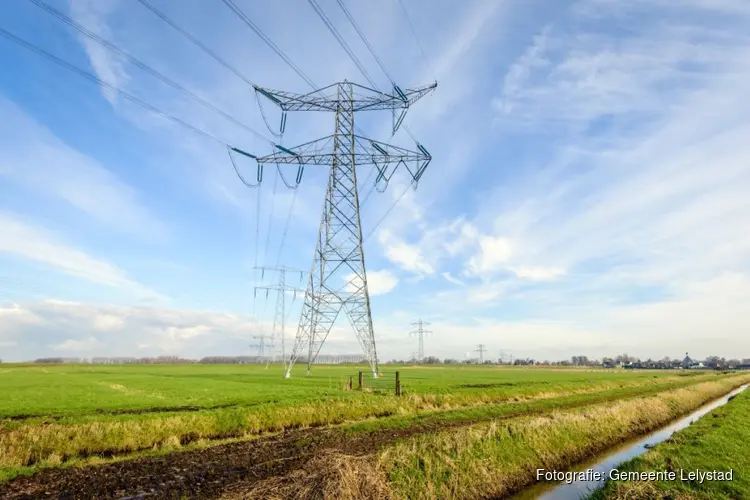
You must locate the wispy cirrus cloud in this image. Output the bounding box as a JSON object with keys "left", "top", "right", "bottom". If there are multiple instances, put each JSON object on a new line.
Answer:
{"left": 0, "top": 212, "right": 165, "bottom": 301}
{"left": 4, "top": 0, "right": 750, "bottom": 362}
{"left": 0, "top": 97, "right": 168, "bottom": 241}
{"left": 372, "top": 0, "right": 750, "bottom": 360}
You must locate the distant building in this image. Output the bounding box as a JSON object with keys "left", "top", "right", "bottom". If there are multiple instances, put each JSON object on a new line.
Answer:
{"left": 682, "top": 352, "right": 693, "bottom": 369}
{"left": 737, "top": 364, "right": 750, "bottom": 371}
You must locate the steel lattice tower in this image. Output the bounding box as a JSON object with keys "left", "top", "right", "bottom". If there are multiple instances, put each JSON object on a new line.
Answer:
{"left": 250, "top": 335, "right": 272, "bottom": 359}
{"left": 476, "top": 344, "right": 486, "bottom": 364}
{"left": 410, "top": 319, "right": 431, "bottom": 362}
{"left": 254, "top": 266, "right": 305, "bottom": 371}
{"left": 246, "top": 80, "right": 436, "bottom": 378}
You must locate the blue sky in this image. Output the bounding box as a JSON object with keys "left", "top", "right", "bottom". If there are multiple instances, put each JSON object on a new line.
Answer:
{"left": 1, "top": 0, "right": 749, "bottom": 363}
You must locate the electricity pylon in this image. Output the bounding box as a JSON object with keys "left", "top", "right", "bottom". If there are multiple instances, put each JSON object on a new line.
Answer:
{"left": 476, "top": 344, "right": 487, "bottom": 364}
{"left": 250, "top": 335, "right": 272, "bottom": 360}
{"left": 254, "top": 265, "right": 305, "bottom": 371}
{"left": 242, "top": 80, "right": 436, "bottom": 378}
{"left": 410, "top": 319, "right": 432, "bottom": 363}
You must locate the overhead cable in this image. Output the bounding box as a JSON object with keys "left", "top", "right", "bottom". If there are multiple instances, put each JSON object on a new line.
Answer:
{"left": 0, "top": 27, "right": 228, "bottom": 146}
{"left": 27, "top": 0, "right": 272, "bottom": 146}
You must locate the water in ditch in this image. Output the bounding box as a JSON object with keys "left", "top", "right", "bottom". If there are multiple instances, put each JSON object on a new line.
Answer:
{"left": 512, "top": 383, "right": 748, "bottom": 500}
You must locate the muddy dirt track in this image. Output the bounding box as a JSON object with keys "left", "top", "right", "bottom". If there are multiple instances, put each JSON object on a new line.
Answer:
{"left": 0, "top": 389, "right": 687, "bottom": 500}
{"left": 0, "top": 414, "right": 486, "bottom": 500}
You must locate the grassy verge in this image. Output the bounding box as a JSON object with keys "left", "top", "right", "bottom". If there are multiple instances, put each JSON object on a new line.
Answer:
{"left": 343, "top": 375, "right": 722, "bottom": 434}
{"left": 362, "top": 375, "right": 750, "bottom": 500}
{"left": 590, "top": 388, "right": 750, "bottom": 499}
{"left": 0, "top": 373, "right": 714, "bottom": 477}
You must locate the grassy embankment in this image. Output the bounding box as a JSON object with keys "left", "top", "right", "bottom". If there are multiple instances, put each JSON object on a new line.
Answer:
{"left": 0, "top": 364, "right": 716, "bottom": 483}
{"left": 590, "top": 386, "right": 750, "bottom": 499}
{"left": 242, "top": 374, "right": 750, "bottom": 500}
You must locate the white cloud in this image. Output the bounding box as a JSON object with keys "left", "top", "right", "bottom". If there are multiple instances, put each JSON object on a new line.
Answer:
{"left": 0, "top": 212, "right": 163, "bottom": 300}
{"left": 466, "top": 235, "right": 513, "bottom": 275}
{"left": 513, "top": 266, "right": 565, "bottom": 281}
{"left": 0, "top": 300, "right": 378, "bottom": 360}
{"left": 0, "top": 98, "right": 168, "bottom": 241}
{"left": 6, "top": 0, "right": 750, "bottom": 364}
{"left": 442, "top": 272, "right": 466, "bottom": 286}
{"left": 343, "top": 269, "right": 398, "bottom": 297}
{"left": 364, "top": 269, "right": 399, "bottom": 296}
{"left": 69, "top": 0, "right": 129, "bottom": 106}
{"left": 54, "top": 336, "right": 104, "bottom": 352}
{"left": 466, "top": 282, "right": 505, "bottom": 304}
{"left": 91, "top": 314, "right": 126, "bottom": 332}
{"left": 416, "top": 0, "right": 509, "bottom": 121}
{"left": 377, "top": 229, "right": 434, "bottom": 276}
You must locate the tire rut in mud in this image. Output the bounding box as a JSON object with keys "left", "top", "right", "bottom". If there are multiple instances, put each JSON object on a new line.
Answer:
{"left": 0, "top": 385, "right": 696, "bottom": 499}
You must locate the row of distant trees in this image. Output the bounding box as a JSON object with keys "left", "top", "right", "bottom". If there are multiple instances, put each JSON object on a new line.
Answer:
{"left": 19, "top": 354, "right": 750, "bottom": 368}
{"left": 27, "top": 355, "right": 364, "bottom": 365}
{"left": 385, "top": 354, "right": 750, "bottom": 369}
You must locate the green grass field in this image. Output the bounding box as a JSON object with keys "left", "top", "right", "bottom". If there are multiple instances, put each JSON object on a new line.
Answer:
{"left": 0, "top": 363, "right": 687, "bottom": 417}
{"left": 592, "top": 386, "right": 750, "bottom": 499}
{"left": 0, "top": 363, "right": 743, "bottom": 489}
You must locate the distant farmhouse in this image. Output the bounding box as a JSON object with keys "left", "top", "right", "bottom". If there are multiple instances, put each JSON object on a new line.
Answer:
{"left": 682, "top": 352, "right": 703, "bottom": 369}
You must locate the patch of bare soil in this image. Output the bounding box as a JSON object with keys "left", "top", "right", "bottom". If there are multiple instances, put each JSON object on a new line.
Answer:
{"left": 0, "top": 389, "right": 675, "bottom": 499}
{"left": 0, "top": 410, "right": 497, "bottom": 500}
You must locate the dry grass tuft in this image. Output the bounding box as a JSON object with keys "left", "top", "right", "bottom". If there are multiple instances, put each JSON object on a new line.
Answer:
{"left": 380, "top": 376, "right": 750, "bottom": 500}
{"left": 605, "top": 480, "right": 701, "bottom": 499}
{"left": 222, "top": 452, "right": 394, "bottom": 500}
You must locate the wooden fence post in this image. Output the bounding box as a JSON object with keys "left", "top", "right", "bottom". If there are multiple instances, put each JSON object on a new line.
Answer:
{"left": 348, "top": 376, "right": 353, "bottom": 391}
{"left": 358, "top": 371, "right": 363, "bottom": 391}
{"left": 395, "top": 371, "right": 401, "bottom": 396}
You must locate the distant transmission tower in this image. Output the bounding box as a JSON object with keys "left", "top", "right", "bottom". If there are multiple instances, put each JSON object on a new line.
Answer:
{"left": 244, "top": 81, "right": 436, "bottom": 378}
{"left": 410, "top": 319, "right": 432, "bottom": 362}
{"left": 476, "top": 344, "right": 487, "bottom": 364}
{"left": 250, "top": 335, "right": 273, "bottom": 361}
{"left": 254, "top": 266, "right": 305, "bottom": 371}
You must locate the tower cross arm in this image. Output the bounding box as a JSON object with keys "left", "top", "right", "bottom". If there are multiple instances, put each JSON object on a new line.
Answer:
{"left": 256, "top": 135, "right": 432, "bottom": 185}
{"left": 254, "top": 81, "right": 437, "bottom": 112}
{"left": 254, "top": 285, "right": 306, "bottom": 293}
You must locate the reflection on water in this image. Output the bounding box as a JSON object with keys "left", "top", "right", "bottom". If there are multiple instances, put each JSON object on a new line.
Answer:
{"left": 512, "top": 384, "right": 748, "bottom": 500}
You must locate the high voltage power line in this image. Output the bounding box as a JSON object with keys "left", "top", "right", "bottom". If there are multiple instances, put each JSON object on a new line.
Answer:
{"left": 134, "top": 0, "right": 254, "bottom": 86}
{"left": 334, "top": 0, "right": 396, "bottom": 85}
{"left": 396, "top": 0, "right": 436, "bottom": 79}
{"left": 7, "top": 0, "right": 298, "bottom": 341}
{"left": 324, "top": 0, "right": 425, "bottom": 146}
{"left": 307, "top": 0, "right": 377, "bottom": 87}
{"left": 5, "top": 1, "right": 439, "bottom": 377}
{"left": 26, "top": 0, "right": 272, "bottom": 146}
{"left": 319, "top": 0, "right": 428, "bottom": 208}
{"left": 219, "top": 0, "right": 316, "bottom": 89}
{"left": 217, "top": 0, "right": 423, "bottom": 212}
{"left": 0, "top": 27, "right": 231, "bottom": 148}
{"left": 251, "top": 82, "right": 435, "bottom": 378}
{"left": 130, "top": 0, "right": 302, "bottom": 327}
{"left": 178, "top": 0, "right": 437, "bottom": 376}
